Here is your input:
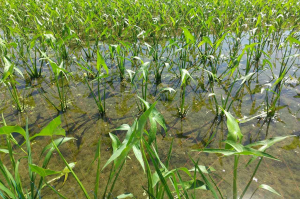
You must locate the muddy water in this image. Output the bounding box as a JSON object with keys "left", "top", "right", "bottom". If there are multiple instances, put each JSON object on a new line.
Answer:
{"left": 0, "top": 42, "right": 299, "bottom": 199}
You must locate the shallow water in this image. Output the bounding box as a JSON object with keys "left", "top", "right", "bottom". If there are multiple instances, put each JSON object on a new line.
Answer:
{"left": 0, "top": 39, "right": 300, "bottom": 199}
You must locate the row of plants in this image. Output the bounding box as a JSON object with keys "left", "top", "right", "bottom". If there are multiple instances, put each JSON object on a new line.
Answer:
{"left": 1, "top": 30, "right": 299, "bottom": 116}
{"left": 1, "top": 0, "right": 299, "bottom": 43}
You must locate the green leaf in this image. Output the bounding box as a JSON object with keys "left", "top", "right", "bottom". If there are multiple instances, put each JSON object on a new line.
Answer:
{"left": 103, "top": 129, "right": 134, "bottom": 170}
{"left": 200, "top": 147, "right": 279, "bottom": 161}
{"left": 0, "top": 149, "right": 9, "bottom": 153}
{"left": 222, "top": 109, "right": 243, "bottom": 149}
{"left": 198, "top": 148, "right": 236, "bottom": 156}
{"left": 136, "top": 101, "right": 157, "bottom": 139}
{"left": 137, "top": 97, "right": 167, "bottom": 144}
{"left": 198, "top": 36, "right": 213, "bottom": 47}
{"left": 30, "top": 116, "right": 65, "bottom": 139}
{"left": 143, "top": 140, "right": 174, "bottom": 198}
{"left": 126, "top": 69, "right": 136, "bottom": 83}
{"left": 62, "top": 162, "right": 77, "bottom": 185}
{"left": 215, "top": 32, "right": 229, "bottom": 49}
{"left": 272, "top": 68, "right": 286, "bottom": 88}
{"left": 245, "top": 136, "right": 293, "bottom": 166}
{"left": 62, "top": 162, "right": 76, "bottom": 174}
{"left": 76, "top": 61, "right": 94, "bottom": 75}
{"left": 133, "top": 144, "right": 145, "bottom": 172}
{"left": 48, "top": 60, "right": 59, "bottom": 75}
{"left": 25, "top": 118, "right": 34, "bottom": 196}
{"left": 2, "top": 56, "right": 14, "bottom": 80}
{"left": 235, "top": 147, "right": 279, "bottom": 161}
{"left": 177, "top": 167, "right": 193, "bottom": 178}
{"left": 246, "top": 136, "right": 294, "bottom": 151}
{"left": 181, "top": 27, "right": 195, "bottom": 44}
{"left": 103, "top": 102, "right": 157, "bottom": 171}
{"left": 14, "top": 159, "right": 25, "bottom": 198}
{"left": 256, "top": 15, "right": 262, "bottom": 27}
{"left": 223, "top": 140, "right": 244, "bottom": 152}
{"left": 115, "top": 193, "right": 134, "bottom": 198}
{"left": 160, "top": 87, "right": 176, "bottom": 93}
{"left": 139, "top": 62, "right": 150, "bottom": 81}
{"left": 13, "top": 67, "right": 24, "bottom": 79}
{"left": 259, "top": 184, "right": 281, "bottom": 196}
{"left": 288, "top": 36, "right": 300, "bottom": 46}
{"left": 114, "top": 124, "right": 131, "bottom": 131}
{"left": 239, "top": 72, "right": 255, "bottom": 85}
{"left": 109, "top": 133, "right": 121, "bottom": 152}
{"left": 0, "top": 126, "right": 26, "bottom": 137}
{"left": 189, "top": 165, "right": 216, "bottom": 174}
{"left": 43, "top": 55, "right": 69, "bottom": 78}
{"left": 44, "top": 33, "right": 56, "bottom": 43}
{"left": 180, "top": 179, "right": 208, "bottom": 190}
{"left": 0, "top": 182, "right": 16, "bottom": 199}
{"left": 97, "top": 50, "right": 109, "bottom": 74}
{"left": 189, "top": 158, "right": 219, "bottom": 199}
{"left": 180, "top": 69, "right": 194, "bottom": 86}
{"left": 237, "top": 43, "right": 259, "bottom": 63}
{"left": 263, "top": 59, "right": 273, "bottom": 70}
{"left": 40, "top": 137, "right": 75, "bottom": 157}
{"left": 29, "top": 164, "right": 61, "bottom": 177}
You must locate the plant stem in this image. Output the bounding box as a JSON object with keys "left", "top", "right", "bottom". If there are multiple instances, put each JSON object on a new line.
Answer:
{"left": 107, "top": 160, "right": 125, "bottom": 199}
{"left": 240, "top": 157, "right": 263, "bottom": 199}
{"left": 181, "top": 84, "right": 186, "bottom": 114}
{"left": 52, "top": 140, "right": 91, "bottom": 199}
{"left": 233, "top": 155, "right": 240, "bottom": 199}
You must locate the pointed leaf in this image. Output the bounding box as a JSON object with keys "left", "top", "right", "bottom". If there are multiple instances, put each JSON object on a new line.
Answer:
{"left": 40, "top": 137, "right": 75, "bottom": 157}
{"left": 30, "top": 116, "right": 65, "bottom": 139}
{"left": 197, "top": 148, "right": 236, "bottom": 156}
{"left": 133, "top": 144, "right": 145, "bottom": 172}
{"left": 0, "top": 182, "right": 16, "bottom": 199}
{"left": 0, "top": 126, "right": 26, "bottom": 137}
{"left": 245, "top": 136, "right": 293, "bottom": 166}
{"left": 97, "top": 50, "right": 109, "bottom": 74}
{"left": 115, "top": 193, "right": 134, "bottom": 198}
{"left": 181, "top": 27, "right": 195, "bottom": 44}
{"left": 160, "top": 87, "right": 176, "bottom": 93}
{"left": 223, "top": 140, "right": 244, "bottom": 152}
{"left": 180, "top": 69, "right": 194, "bottom": 86}
{"left": 246, "top": 136, "right": 294, "bottom": 151}
{"left": 138, "top": 97, "right": 167, "bottom": 144}
{"left": 0, "top": 149, "right": 9, "bottom": 154}
{"left": 188, "top": 165, "right": 216, "bottom": 174}
{"left": 115, "top": 124, "right": 131, "bottom": 131}
{"left": 222, "top": 109, "right": 243, "bottom": 149}
{"left": 29, "top": 164, "right": 61, "bottom": 177}
{"left": 180, "top": 179, "right": 208, "bottom": 190}
{"left": 109, "top": 133, "right": 121, "bottom": 152}
{"left": 259, "top": 184, "right": 281, "bottom": 196}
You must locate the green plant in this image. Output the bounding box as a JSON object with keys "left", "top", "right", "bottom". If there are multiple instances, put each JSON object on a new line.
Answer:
{"left": 0, "top": 56, "right": 25, "bottom": 112}
{"left": 194, "top": 108, "right": 293, "bottom": 199}
{"left": 77, "top": 50, "right": 109, "bottom": 115}
{"left": 20, "top": 43, "right": 44, "bottom": 79}
{"left": 115, "top": 45, "right": 127, "bottom": 80}
{"left": 0, "top": 115, "right": 75, "bottom": 198}
{"left": 178, "top": 69, "right": 194, "bottom": 118}
{"left": 40, "top": 53, "right": 71, "bottom": 112}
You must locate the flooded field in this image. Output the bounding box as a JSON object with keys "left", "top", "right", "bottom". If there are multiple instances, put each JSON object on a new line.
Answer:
{"left": 0, "top": 0, "right": 300, "bottom": 199}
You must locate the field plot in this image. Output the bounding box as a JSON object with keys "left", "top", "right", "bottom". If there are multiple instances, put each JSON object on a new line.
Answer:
{"left": 0, "top": 0, "right": 299, "bottom": 198}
